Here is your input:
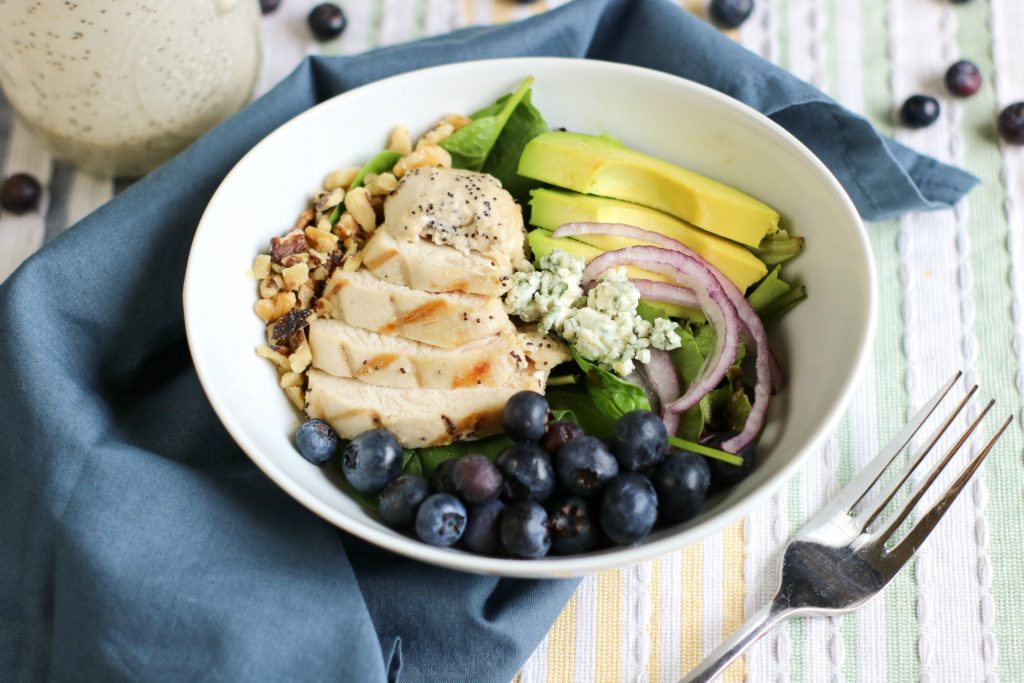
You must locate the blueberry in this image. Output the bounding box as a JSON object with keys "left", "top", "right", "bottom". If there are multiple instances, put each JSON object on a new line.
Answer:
{"left": 415, "top": 494, "right": 467, "bottom": 547}
{"left": 549, "top": 496, "right": 597, "bottom": 555}
{"left": 378, "top": 475, "right": 430, "bottom": 529}
{"left": 452, "top": 454, "right": 503, "bottom": 504}
{"left": 703, "top": 433, "right": 757, "bottom": 487}
{"left": 307, "top": 3, "right": 347, "bottom": 41}
{"left": 502, "top": 391, "right": 549, "bottom": 443}
{"left": 945, "top": 60, "right": 982, "bottom": 97}
{"left": 259, "top": 0, "right": 281, "bottom": 14}
{"left": 463, "top": 499, "right": 505, "bottom": 555}
{"left": 608, "top": 410, "right": 668, "bottom": 472}
{"left": 998, "top": 102, "right": 1024, "bottom": 145}
{"left": 1, "top": 173, "right": 42, "bottom": 214}
{"left": 710, "top": 0, "right": 754, "bottom": 29}
{"left": 500, "top": 501, "right": 551, "bottom": 558}
{"left": 430, "top": 458, "right": 458, "bottom": 495}
{"left": 540, "top": 419, "right": 585, "bottom": 455}
{"left": 900, "top": 95, "right": 941, "bottom": 129}
{"left": 496, "top": 444, "right": 556, "bottom": 502}
{"left": 600, "top": 473, "right": 658, "bottom": 545}
{"left": 294, "top": 418, "right": 338, "bottom": 466}
{"left": 652, "top": 451, "right": 711, "bottom": 522}
{"left": 341, "top": 429, "right": 403, "bottom": 493}
{"left": 555, "top": 436, "right": 619, "bottom": 497}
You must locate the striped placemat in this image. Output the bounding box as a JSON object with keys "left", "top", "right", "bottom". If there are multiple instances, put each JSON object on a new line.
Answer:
{"left": 3, "top": 2, "right": 1022, "bottom": 681}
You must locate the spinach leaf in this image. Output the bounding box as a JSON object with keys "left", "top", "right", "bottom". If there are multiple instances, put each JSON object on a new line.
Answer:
{"left": 573, "top": 353, "right": 651, "bottom": 425}
{"left": 441, "top": 77, "right": 534, "bottom": 171}
{"left": 547, "top": 387, "right": 613, "bottom": 436}
{"left": 747, "top": 266, "right": 791, "bottom": 312}
{"left": 481, "top": 89, "right": 549, "bottom": 203}
{"left": 328, "top": 150, "right": 403, "bottom": 224}
{"left": 401, "top": 449, "right": 423, "bottom": 477}
{"left": 413, "top": 434, "right": 513, "bottom": 476}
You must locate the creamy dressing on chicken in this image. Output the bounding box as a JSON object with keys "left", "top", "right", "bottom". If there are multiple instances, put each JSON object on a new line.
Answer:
{"left": 381, "top": 167, "right": 526, "bottom": 267}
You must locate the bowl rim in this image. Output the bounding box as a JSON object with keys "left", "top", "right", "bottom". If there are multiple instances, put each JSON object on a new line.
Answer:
{"left": 184, "top": 56, "right": 878, "bottom": 578}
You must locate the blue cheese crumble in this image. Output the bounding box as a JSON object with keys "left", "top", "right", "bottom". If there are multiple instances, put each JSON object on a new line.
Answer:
{"left": 505, "top": 249, "right": 682, "bottom": 376}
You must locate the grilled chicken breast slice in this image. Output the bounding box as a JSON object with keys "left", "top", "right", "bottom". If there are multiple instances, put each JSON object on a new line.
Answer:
{"left": 308, "top": 318, "right": 527, "bottom": 389}
{"left": 381, "top": 167, "right": 525, "bottom": 266}
{"left": 305, "top": 369, "right": 546, "bottom": 447}
{"left": 361, "top": 230, "right": 511, "bottom": 297}
{"left": 321, "top": 268, "right": 511, "bottom": 348}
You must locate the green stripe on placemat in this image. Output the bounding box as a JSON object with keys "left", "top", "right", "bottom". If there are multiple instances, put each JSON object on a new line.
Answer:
{"left": 956, "top": 2, "right": 1024, "bottom": 681}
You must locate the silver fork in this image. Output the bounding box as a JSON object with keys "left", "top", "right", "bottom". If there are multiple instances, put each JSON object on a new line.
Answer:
{"left": 680, "top": 372, "right": 1013, "bottom": 683}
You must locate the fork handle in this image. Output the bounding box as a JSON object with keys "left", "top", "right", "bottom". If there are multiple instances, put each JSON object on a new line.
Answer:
{"left": 678, "top": 603, "right": 791, "bottom": 682}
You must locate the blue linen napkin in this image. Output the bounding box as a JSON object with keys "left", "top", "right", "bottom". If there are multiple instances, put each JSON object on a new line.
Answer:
{"left": 0, "top": 1, "right": 976, "bottom": 681}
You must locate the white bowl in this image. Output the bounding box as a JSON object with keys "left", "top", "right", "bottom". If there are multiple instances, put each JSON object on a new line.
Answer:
{"left": 184, "top": 57, "right": 877, "bottom": 578}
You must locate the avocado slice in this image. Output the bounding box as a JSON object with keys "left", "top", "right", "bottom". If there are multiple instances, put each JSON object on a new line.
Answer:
{"left": 518, "top": 131, "right": 779, "bottom": 248}
{"left": 529, "top": 188, "right": 767, "bottom": 292}
{"left": 527, "top": 229, "right": 703, "bottom": 321}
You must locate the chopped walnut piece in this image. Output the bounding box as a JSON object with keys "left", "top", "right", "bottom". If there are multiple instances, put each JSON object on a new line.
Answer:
{"left": 304, "top": 226, "right": 340, "bottom": 253}
{"left": 345, "top": 187, "right": 376, "bottom": 232}
{"left": 297, "top": 281, "right": 316, "bottom": 309}
{"left": 421, "top": 122, "right": 455, "bottom": 146}
{"left": 295, "top": 208, "right": 315, "bottom": 229}
{"left": 324, "top": 167, "right": 360, "bottom": 191}
{"left": 310, "top": 265, "right": 329, "bottom": 282}
{"left": 342, "top": 253, "right": 362, "bottom": 271}
{"left": 365, "top": 171, "right": 398, "bottom": 196}
{"left": 314, "top": 296, "right": 333, "bottom": 317}
{"left": 251, "top": 254, "right": 271, "bottom": 280}
{"left": 315, "top": 187, "right": 345, "bottom": 213}
{"left": 270, "top": 231, "right": 308, "bottom": 264}
{"left": 284, "top": 386, "right": 305, "bottom": 411}
{"left": 254, "top": 291, "right": 296, "bottom": 322}
{"left": 333, "top": 212, "right": 358, "bottom": 239}
{"left": 280, "top": 371, "right": 304, "bottom": 389}
{"left": 388, "top": 124, "right": 412, "bottom": 155}
{"left": 393, "top": 144, "right": 452, "bottom": 177}
{"left": 444, "top": 113, "right": 471, "bottom": 129}
{"left": 289, "top": 338, "right": 312, "bottom": 373}
{"left": 270, "top": 308, "right": 311, "bottom": 345}
{"left": 281, "top": 262, "right": 310, "bottom": 291}
{"left": 256, "top": 345, "right": 291, "bottom": 371}
{"left": 259, "top": 275, "right": 281, "bottom": 299}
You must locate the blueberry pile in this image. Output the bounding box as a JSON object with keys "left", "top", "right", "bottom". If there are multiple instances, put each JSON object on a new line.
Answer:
{"left": 295, "top": 391, "right": 758, "bottom": 559}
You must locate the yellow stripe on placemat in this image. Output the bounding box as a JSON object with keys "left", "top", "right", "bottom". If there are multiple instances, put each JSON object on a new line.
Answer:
{"left": 545, "top": 589, "right": 577, "bottom": 683}
{"left": 648, "top": 559, "right": 664, "bottom": 683}
{"left": 460, "top": 0, "right": 474, "bottom": 25}
{"left": 680, "top": 543, "right": 704, "bottom": 673}
{"left": 595, "top": 570, "right": 624, "bottom": 681}
{"left": 721, "top": 521, "right": 747, "bottom": 682}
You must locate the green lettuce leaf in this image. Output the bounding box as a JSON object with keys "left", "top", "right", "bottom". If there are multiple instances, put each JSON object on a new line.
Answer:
{"left": 441, "top": 77, "right": 534, "bottom": 171}
{"left": 752, "top": 229, "right": 805, "bottom": 266}
{"left": 747, "top": 266, "right": 790, "bottom": 312}
{"left": 481, "top": 89, "right": 549, "bottom": 203}
{"left": 573, "top": 353, "right": 651, "bottom": 425}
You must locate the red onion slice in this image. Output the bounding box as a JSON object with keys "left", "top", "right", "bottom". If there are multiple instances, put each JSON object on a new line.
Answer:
{"left": 556, "top": 221, "right": 785, "bottom": 392}
{"left": 638, "top": 348, "right": 682, "bottom": 435}
{"left": 584, "top": 246, "right": 740, "bottom": 416}
{"left": 557, "top": 222, "right": 780, "bottom": 453}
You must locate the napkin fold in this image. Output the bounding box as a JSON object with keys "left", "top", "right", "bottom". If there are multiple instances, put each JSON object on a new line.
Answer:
{"left": 0, "top": 1, "right": 976, "bottom": 681}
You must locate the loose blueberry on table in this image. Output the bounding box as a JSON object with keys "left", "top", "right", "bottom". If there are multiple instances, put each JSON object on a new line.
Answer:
{"left": 307, "top": 3, "right": 347, "bottom": 41}
{"left": 900, "top": 95, "right": 941, "bottom": 129}
{"left": 709, "top": 0, "right": 755, "bottom": 29}
{"left": 998, "top": 103, "right": 1024, "bottom": 145}
{"left": 945, "top": 60, "right": 983, "bottom": 97}
{"left": 0, "top": 173, "right": 42, "bottom": 214}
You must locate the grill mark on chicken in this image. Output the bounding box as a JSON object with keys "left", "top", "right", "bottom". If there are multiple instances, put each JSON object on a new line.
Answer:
{"left": 451, "top": 360, "right": 493, "bottom": 388}
{"left": 363, "top": 248, "right": 398, "bottom": 270}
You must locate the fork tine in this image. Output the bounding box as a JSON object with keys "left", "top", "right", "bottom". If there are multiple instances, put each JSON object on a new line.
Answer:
{"left": 883, "top": 415, "right": 1013, "bottom": 567}
{"left": 818, "top": 372, "right": 961, "bottom": 519}
{"left": 853, "top": 385, "right": 978, "bottom": 531}
{"left": 873, "top": 399, "right": 994, "bottom": 546}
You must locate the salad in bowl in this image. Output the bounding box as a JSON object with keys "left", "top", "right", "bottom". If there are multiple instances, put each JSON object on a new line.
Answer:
{"left": 248, "top": 77, "right": 806, "bottom": 559}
